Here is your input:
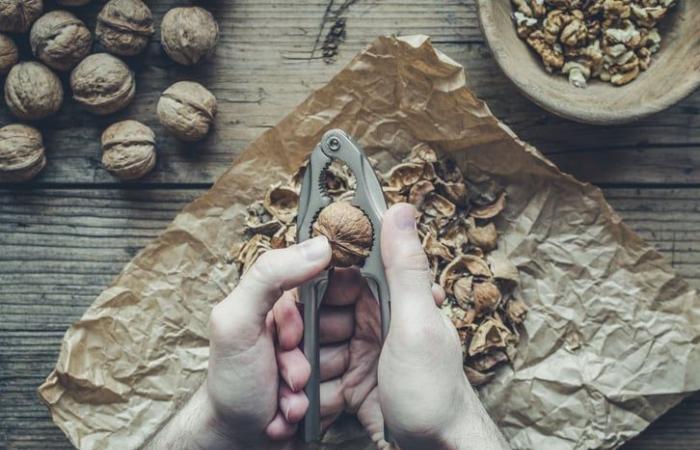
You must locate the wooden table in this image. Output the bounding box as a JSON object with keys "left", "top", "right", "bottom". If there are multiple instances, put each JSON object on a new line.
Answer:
{"left": 1, "top": 1, "right": 699, "bottom": 448}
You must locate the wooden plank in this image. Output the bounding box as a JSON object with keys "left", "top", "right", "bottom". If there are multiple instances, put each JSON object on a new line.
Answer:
{"left": 1, "top": 187, "right": 700, "bottom": 448}
{"left": 0, "top": 0, "right": 698, "bottom": 186}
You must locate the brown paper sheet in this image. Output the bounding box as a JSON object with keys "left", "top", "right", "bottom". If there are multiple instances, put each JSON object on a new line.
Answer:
{"left": 39, "top": 35, "right": 700, "bottom": 450}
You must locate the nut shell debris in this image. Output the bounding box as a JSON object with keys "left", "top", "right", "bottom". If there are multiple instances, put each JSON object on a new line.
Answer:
{"left": 4, "top": 61, "right": 63, "bottom": 120}
{"left": 101, "top": 120, "right": 156, "bottom": 180}
{"left": 30, "top": 10, "right": 92, "bottom": 71}
{"left": 0, "top": 124, "right": 45, "bottom": 182}
{"left": 312, "top": 201, "right": 373, "bottom": 267}
{"left": 0, "top": 0, "right": 43, "bottom": 33}
{"left": 96, "top": 0, "right": 154, "bottom": 56}
{"left": 70, "top": 53, "right": 135, "bottom": 115}
{"left": 157, "top": 81, "right": 217, "bottom": 141}
{"left": 160, "top": 6, "right": 219, "bottom": 66}
{"left": 0, "top": 32, "right": 17, "bottom": 74}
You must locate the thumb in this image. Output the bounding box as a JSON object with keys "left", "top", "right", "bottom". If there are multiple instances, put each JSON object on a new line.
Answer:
{"left": 381, "top": 203, "right": 435, "bottom": 322}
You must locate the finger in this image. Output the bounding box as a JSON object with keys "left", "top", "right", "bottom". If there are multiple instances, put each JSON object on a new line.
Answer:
{"left": 432, "top": 283, "right": 446, "bottom": 306}
{"left": 380, "top": 204, "right": 435, "bottom": 321}
{"left": 323, "top": 267, "right": 365, "bottom": 306}
{"left": 276, "top": 347, "right": 311, "bottom": 393}
{"left": 319, "top": 305, "right": 354, "bottom": 344}
{"left": 319, "top": 378, "right": 345, "bottom": 418}
{"left": 231, "top": 236, "right": 331, "bottom": 322}
{"left": 265, "top": 410, "right": 297, "bottom": 441}
{"left": 273, "top": 291, "right": 303, "bottom": 351}
{"left": 279, "top": 383, "right": 309, "bottom": 424}
{"left": 320, "top": 343, "right": 350, "bottom": 381}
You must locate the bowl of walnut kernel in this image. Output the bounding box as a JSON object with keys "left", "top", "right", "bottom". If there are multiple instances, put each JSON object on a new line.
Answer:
{"left": 477, "top": 0, "right": 699, "bottom": 124}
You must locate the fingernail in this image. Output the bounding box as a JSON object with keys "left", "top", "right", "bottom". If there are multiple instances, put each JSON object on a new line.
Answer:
{"left": 298, "top": 236, "right": 329, "bottom": 261}
{"left": 395, "top": 204, "right": 417, "bottom": 230}
{"left": 280, "top": 397, "right": 291, "bottom": 421}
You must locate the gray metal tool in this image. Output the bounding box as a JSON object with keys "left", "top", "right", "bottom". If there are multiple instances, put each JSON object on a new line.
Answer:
{"left": 297, "top": 129, "right": 391, "bottom": 443}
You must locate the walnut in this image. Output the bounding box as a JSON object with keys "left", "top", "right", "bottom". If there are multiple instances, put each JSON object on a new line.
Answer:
{"left": 101, "top": 120, "right": 156, "bottom": 180}
{"left": 157, "top": 81, "right": 216, "bottom": 141}
{"left": 0, "top": 124, "right": 45, "bottom": 182}
{"left": 30, "top": 10, "right": 92, "bottom": 71}
{"left": 96, "top": 0, "right": 154, "bottom": 56}
{"left": 160, "top": 6, "right": 219, "bottom": 65}
{"left": 0, "top": 0, "right": 42, "bottom": 33}
{"left": 70, "top": 53, "right": 135, "bottom": 115}
{"left": 0, "top": 32, "right": 18, "bottom": 74}
{"left": 4, "top": 61, "right": 63, "bottom": 120}
{"left": 312, "top": 202, "right": 373, "bottom": 267}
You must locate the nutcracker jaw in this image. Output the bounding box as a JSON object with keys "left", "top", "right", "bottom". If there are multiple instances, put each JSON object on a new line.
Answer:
{"left": 296, "top": 129, "right": 392, "bottom": 443}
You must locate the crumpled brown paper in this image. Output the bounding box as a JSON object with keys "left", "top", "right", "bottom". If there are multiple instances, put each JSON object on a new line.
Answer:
{"left": 39, "top": 35, "right": 700, "bottom": 450}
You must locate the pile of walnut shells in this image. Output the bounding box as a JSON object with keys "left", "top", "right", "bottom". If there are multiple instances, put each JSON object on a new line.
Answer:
{"left": 0, "top": 0, "right": 219, "bottom": 182}
{"left": 233, "top": 144, "right": 528, "bottom": 387}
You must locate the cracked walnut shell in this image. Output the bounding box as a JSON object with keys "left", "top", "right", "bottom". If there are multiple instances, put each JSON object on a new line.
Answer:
{"left": 312, "top": 202, "right": 373, "bottom": 267}
{"left": 70, "top": 53, "right": 135, "bottom": 115}
{"left": 101, "top": 120, "right": 156, "bottom": 180}
{"left": 0, "top": 124, "right": 45, "bottom": 182}
{"left": 30, "top": 10, "right": 92, "bottom": 71}
{"left": 96, "top": 0, "right": 154, "bottom": 56}
{"left": 157, "top": 81, "right": 217, "bottom": 141}
{"left": 0, "top": 32, "right": 17, "bottom": 74}
{"left": 0, "top": 0, "right": 42, "bottom": 33}
{"left": 160, "top": 6, "right": 219, "bottom": 65}
{"left": 4, "top": 61, "right": 63, "bottom": 120}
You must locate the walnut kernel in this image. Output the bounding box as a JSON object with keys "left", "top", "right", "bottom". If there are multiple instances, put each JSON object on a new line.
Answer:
{"left": 96, "top": 0, "right": 154, "bottom": 56}
{"left": 101, "top": 120, "right": 156, "bottom": 180}
{"left": 312, "top": 202, "right": 373, "bottom": 267}
{"left": 0, "top": 32, "right": 18, "bottom": 74}
{"left": 30, "top": 10, "right": 92, "bottom": 71}
{"left": 157, "top": 81, "right": 217, "bottom": 141}
{"left": 0, "top": 0, "right": 43, "bottom": 33}
{"left": 70, "top": 53, "right": 135, "bottom": 115}
{"left": 4, "top": 61, "right": 63, "bottom": 120}
{"left": 160, "top": 6, "right": 219, "bottom": 65}
{"left": 0, "top": 124, "right": 45, "bottom": 182}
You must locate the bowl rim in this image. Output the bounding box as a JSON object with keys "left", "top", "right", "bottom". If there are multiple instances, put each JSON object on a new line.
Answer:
{"left": 475, "top": 0, "right": 700, "bottom": 125}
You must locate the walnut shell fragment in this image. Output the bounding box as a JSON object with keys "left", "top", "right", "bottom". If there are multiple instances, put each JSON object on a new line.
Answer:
{"left": 30, "top": 10, "right": 92, "bottom": 71}
{"left": 0, "top": 32, "right": 17, "bottom": 74}
{"left": 70, "top": 53, "right": 135, "bottom": 115}
{"left": 101, "top": 120, "right": 156, "bottom": 180}
{"left": 160, "top": 6, "right": 219, "bottom": 66}
{"left": 0, "top": 124, "right": 45, "bottom": 182}
{"left": 264, "top": 183, "right": 299, "bottom": 224}
{"left": 96, "top": 0, "right": 154, "bottom": 56}
{"left": 312, "top": 202, "right": 373, "bottom": 267}
{"left": 4, "top": 61, "right": 63, "bottom": 120}
{"left": 0, "top": 0, "right": 43, "bottom": 33}
{"left": 157, "top": 81, "right": 217, "bottom": 142}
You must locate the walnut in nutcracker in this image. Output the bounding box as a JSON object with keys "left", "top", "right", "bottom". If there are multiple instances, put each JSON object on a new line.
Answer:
{"left": 30, "top": 10, "right": 92, "bottom": 71}
{"left": 0, "top": 0, "right": 42, "bottom": 33}
{"left": 160, "top": 6, "right": 219, "bottom": 65}
{"left": 0, "top": 32, "right": 17, "bottom": 74}
{"left": 157, "top": 81, "right": 216, "bottom": 141}
{"left": 0, "top": 124, "right": 46, "bottom": 182}
{"left": 101, "top": 120, "right": 156, "bottom": 180}
{"left": 96, "top": 0, "right": 154, "bottom": 56}
{"left": 4, "top": 61, "right": 63, "bottom": 120}
{"left": 312, "top": 201, "right": 373, "bottom": 267}
{"left": 70, "top": 53, "right": 135, "bottom": 115}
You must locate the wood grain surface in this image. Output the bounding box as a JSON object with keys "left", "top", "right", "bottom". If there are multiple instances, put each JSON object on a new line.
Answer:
{"left": 1, "top": 1, "right": 699, "bottom": 449}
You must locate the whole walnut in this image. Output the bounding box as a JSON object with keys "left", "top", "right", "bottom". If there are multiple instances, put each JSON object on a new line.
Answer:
{"left": 0, "top": 124, "right": 45, "bottom": 182}
{"left": 30, "top": 10, "right": 92, "bottom": 71}
{"left": 312, "top": 202, "right": 373, "bottom": 267}
{"left": 70, "top": 53, "right": 135, "bottom": 115}
{"left": 160, "top": 7, "right": 219, "bottom": 65}
{"left": 101, "top": 120, "right": 156, "bottom": 180}
{"left": 157, "top": 81, "right": 216, "bottom": 141}
{"left": 4, "top": 61, "right": 63, "bottom": 120}
{"left": 0, "top": 32, "right": 18, "bottom": 74}
{"left": 0, "top": 0, "right": 43, "bottom": 33}
{"left": 96, "top": 0, "right": 154, "bottom": 56}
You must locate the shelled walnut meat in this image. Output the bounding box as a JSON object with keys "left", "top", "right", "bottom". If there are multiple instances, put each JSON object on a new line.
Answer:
{"left": 232, "top": 144, "right": 527, "bottom": 386}
{"left": 4, "top": 61, "right": 63, "bottom": 120}
{"left": 96, "top": 0, "right": 154, "bottom": 56}
{"left": 0, "top": 0, "right": 43, "bottom": 33}
{"left": 0, "top": 124, "right": 45, "bottom": 182}
{"left": 160, "top": 6, "right": 219, "bottom": 66}
{"left": 157, "top": 81, "right": 217, "bottom": 141}
{"left": 0, "top": 32, "right": 17, "bottom": 74}
{"left": 70, "top": 53, "right": 135, "bottom": 115}
{"left": 30, "top": 10, "right": 92, "bottom": 71}
{"left": 512, "top": 0, "right": 677, "bottom": 87}
{"left": 101, "top": 120, "right": 156, "bottom": 180}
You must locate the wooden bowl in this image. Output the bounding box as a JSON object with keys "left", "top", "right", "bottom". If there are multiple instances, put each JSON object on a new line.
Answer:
{"left": 476, "top": 0, "right": 700, "bottom": 125}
